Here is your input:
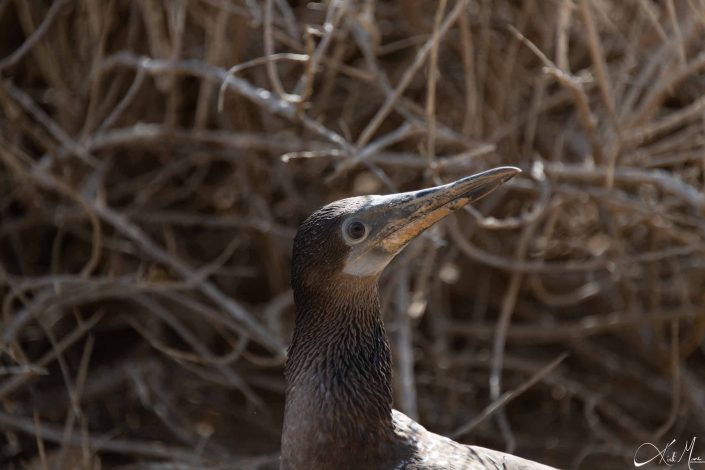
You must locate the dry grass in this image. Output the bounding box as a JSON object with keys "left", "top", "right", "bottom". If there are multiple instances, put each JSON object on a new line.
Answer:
{"left": 1, "top": 1, "right": 705, "bottom": 468}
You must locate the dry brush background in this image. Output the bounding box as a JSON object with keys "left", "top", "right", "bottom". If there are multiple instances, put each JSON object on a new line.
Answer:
{"left": 1, "top": 0, "right": 705, "bottom": 468}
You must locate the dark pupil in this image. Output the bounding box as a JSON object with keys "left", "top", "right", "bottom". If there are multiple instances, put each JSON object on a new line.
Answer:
{"left": 348, "top": 221, "right": 366, "bottom": 239}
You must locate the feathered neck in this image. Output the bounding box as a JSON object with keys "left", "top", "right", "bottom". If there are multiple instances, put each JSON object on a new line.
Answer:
{"left": 281, "top": 278, "right": 406, "bottom": 469}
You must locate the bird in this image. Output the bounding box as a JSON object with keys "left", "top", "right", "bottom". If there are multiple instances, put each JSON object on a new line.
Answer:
{"left": 281, "top": 167, "right": 557, "bottom": 470}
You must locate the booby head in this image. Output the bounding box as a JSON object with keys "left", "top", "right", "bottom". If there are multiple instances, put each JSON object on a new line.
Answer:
{"left": 291, "top": 167, "right": 520, "bottom": 291}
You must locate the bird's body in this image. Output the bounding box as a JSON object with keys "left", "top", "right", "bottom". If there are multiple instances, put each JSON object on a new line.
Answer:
{"left": 282, "top": 168, "right": 556, "bottom": 470}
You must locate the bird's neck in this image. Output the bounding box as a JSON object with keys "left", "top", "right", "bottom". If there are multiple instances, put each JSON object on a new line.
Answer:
{"left": 283, "top": 279, "right": 402, "bottom": 467}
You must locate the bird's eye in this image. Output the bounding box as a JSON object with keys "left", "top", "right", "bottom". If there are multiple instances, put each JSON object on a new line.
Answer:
{"left": 343, "top": 219, "right": 368, "bottom": 243}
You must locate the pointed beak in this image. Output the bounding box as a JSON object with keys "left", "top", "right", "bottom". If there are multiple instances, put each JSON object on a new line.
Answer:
{"left": 374, "top": 166, "right": 520, "bottom": 253}
{"left": 342, "top": 166, "right": 520, "bottom": 277}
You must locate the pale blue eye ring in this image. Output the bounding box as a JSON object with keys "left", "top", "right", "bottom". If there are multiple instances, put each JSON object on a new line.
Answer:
{"left": 343, "top": 219, "right": 368, "bottom": 243}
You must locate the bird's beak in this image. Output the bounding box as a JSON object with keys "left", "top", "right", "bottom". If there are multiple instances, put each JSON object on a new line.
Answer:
{"left": 375, "top": 166, "right": 521, "bottom": 254}
{"left": 342, "top": 166, "right": 520, "bottom": 277}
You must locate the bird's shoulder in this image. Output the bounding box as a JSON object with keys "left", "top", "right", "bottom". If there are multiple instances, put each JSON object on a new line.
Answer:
{"left": 391, "top": 410, "right": 558, "bottom": 470}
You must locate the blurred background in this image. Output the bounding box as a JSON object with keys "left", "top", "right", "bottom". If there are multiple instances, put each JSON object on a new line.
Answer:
{"left": 1, "top": 0, "right": 705, "bottom": 468}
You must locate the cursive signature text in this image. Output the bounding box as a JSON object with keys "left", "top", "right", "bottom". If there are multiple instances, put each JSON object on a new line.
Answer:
{"left": 634, "top": 437, "right": 704, "bottom": 469}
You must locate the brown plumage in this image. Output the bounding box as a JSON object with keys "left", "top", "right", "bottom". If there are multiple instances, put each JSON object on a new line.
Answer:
{"left": 282, "top": 168, "right": 557, "bottom": 470}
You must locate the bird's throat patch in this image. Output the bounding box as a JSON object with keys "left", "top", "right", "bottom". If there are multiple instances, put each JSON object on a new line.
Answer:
{"left": 342, "top": 249, "right": 392, "bottom": 277}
